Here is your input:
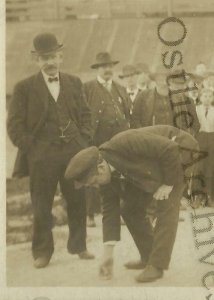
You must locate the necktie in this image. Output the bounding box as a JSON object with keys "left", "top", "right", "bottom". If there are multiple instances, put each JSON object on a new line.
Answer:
{"left": 103, "top": 81, "right": 111, "bottom": 92}
{"left": 48, "top": 77, "right": 58, "bottom": 83}
{"left": 205, "top": 107, "right": 209, "bottom": 118}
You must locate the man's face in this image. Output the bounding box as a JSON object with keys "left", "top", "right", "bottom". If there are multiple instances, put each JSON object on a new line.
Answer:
{"left": 35, "top": 50, "right": 63, "bottom": 76}
{"left": 97, "top": 64, "right": 114, "bottom": 81}
{"left": 75, "top": 160, "right": 111, "bottom": 189}
{"left": 124, "top": 74, "right": 138, "bottom": 90}
{"left": 203, "top": 76, "right": 214, "bottom": 91}
{"left": 188, "top": 89, "right": 199, "bottom": 100}
{"left": 200, "top": 89, "right": 214, "bottom": 106}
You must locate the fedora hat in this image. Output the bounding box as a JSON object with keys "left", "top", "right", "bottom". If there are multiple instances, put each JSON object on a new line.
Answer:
{"left": 91, "top": 52, "right": 119, "bottom": 69}
{"left": 31, "top": 33, "right": 63, "bottom": 55}
{"left": 119, "top": 64, "right": 140, "bottom": 79}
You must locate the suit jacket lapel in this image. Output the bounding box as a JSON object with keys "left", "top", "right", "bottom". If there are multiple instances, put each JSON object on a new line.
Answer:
{"left": 58, "top": 72, "right": 78, "bottom": 124}
{"left": 33, "top": 72, "right": 49, "bottom": 111}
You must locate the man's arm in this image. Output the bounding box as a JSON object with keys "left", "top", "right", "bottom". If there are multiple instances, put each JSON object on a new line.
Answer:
{"left": 7, "top": 81, "right": 34, "bottom": 152}
{"left": 107, "top": 130, "right": 184, "bottom": 187}
{"left": 76, "top": 78, "right": 92, "bottom": 143}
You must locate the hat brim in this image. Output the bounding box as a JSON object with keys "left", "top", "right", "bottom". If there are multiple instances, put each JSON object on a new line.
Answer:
{"left": 119, "top": 71, "right": 140, "bottom": 79}
{"left": 91, "top": 60, "right": 119, "bottom": 69}
{"left": 31, "top": 44, "right": 64, "bottom": 55}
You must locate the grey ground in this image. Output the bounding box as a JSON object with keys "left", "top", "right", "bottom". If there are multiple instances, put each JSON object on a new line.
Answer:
{"left": 7, "top": 207, "right": 214, "bottom": 287}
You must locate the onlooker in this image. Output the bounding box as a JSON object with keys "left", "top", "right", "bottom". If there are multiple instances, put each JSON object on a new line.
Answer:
{"left": 119, "top": 64, "right": 141, "bottom": 114}
{"left": 131, "top": 73, "right": 173, "bottom": 128}
{"left": 84, "top": 52, "right": 131, "bottom": 226}
{"left": 196, "top": 88, "right": 214, "bottom": 207}
{"left": 7, "top": 33, "right": 94, "bottom": 268}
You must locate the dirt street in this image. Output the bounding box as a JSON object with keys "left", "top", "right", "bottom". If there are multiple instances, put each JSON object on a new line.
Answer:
{"left": 7, "top": 207, "right": 214, "bottom": 288}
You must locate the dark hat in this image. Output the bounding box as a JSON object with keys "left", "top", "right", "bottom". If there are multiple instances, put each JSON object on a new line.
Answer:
{"left": 91, "top": 52, "right": 119, "bottom": 69}
{"left": 64, "top": 146, "right": 100, "bottom": 183}
{"left": 119, "top": 64, "right": 140, "bottom": 79}
{"left": 31, "top": 33, "right": 63, "bottom": 55}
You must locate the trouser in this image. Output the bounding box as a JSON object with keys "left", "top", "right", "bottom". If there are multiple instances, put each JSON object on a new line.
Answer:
{"left": 27, "top": 139, "right": 87, "bottom": 260}
{"left": 101, "top": 179, "right": 153, "bottom": 263}
{"left": 101, "top": 178, "right": 185, "bottom": 270}
{"left": 122, "top": 181, "right": 185, "bottom": 269}
{"left": 85, "top": 187, "right": 101, "bottom": 218}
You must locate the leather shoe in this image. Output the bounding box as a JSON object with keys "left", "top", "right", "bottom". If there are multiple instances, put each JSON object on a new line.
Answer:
{"left": 78, "top": 250, "right": 95, "bottom": 260}
{"left": 124, "top": 259, "right": 146, "bottom": 270}
{"left": 34, "top": 256, "right": 50, "bottom": 268}
{"left": 135, "top": 265, "right": 163, "bottom": 283}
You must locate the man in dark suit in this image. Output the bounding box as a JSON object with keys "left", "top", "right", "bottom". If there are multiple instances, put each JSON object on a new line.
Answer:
{"left": 83, "top": 52, "right": 131, "bottom": 226}
{"left": 7, "top": 33, "right": 94, "bottom": 268}
{"left": 132, "top": 72, "right": 200, "bottom": 136}
{"left": 65, "top": 125, "right": 200, "bottom": 282}
{"left": 118, "top": 64, "right": 140, "bottom": 115}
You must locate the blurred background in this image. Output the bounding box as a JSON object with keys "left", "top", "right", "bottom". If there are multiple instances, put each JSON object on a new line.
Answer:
{"left": 6, "top": 0, "right": 214, "bottom": 177}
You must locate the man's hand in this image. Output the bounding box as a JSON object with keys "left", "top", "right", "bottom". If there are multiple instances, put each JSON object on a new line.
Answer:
{"left": 153, "top": 185, "right": 173, "bottom": 201}
{"left": 99, "top": 257, "right": 114, "bottom": 280}
{"left": 99, "top": 244, "right": 114, "bottom": 280}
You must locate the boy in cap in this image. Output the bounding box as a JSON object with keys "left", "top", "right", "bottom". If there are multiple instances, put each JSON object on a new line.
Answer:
{"left": 7, "top": 33, "right": 94, "bottom": 268}
{"left": 65, "top": 125, "right": 200, "bottom": 282}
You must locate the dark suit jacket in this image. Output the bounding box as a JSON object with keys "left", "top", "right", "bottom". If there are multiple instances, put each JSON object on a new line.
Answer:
{"left": 99, "top": 125, "right": 199, "bottom": 242}
{"left": 7, "top": 72, "right": 92, "bottom": 176}
{"left": 131, "top": 88, "right": 200, "bottom": 135}
{"left": 84, "top": 79, "right": 131, "bottom": 138}
{"left": 100, "top": 127, "right": 185, "bottom": 193}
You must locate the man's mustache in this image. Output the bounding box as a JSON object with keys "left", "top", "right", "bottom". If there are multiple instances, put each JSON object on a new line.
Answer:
{"left": 104, "top": 70, "right": 113, "bottom": 76}
{"left": 44, "top": 64, "right": 57, "bottom": 70}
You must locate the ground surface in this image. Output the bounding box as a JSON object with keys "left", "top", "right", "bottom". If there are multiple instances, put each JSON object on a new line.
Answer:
{"left": 7, "top": 207, "right": 214, "bottom": 287}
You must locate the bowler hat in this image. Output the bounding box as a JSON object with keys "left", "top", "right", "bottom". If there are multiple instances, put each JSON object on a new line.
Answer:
{"left": 91, "top": 52, "right": 119, "bottom": 69}
{"left": 31, "top": 33, "right": 63, "bottom": 55}
{"left": 64, "top": 146, "right": 100, "bottom": 185}
{"left": 119, "top": 64, "right": 140, "bottom": 79}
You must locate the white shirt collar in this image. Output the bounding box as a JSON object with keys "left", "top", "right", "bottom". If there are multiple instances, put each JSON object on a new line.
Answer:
{"left": 97, "top": 75, "right": 112, "bottom": 86}
{"left": 42, "top": 71, "right": 59, "bottom": 83}
{"left": 126, "top": 87, "right": 139, "bottom": 94}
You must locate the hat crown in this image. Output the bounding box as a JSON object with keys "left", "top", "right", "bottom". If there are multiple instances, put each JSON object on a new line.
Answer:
{"left": 96, "top": 52, "right": 113, "bottom": 64}
{"left": 122, "top": 64, "right": 137, "bottom": 75}
{"left": 32, "top": 33, "right": 62, "bottom": 54}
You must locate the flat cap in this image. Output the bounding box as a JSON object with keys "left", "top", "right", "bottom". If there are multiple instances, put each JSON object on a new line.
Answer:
{"left": 64, "top": 146, "right": 99, "bottom": 181}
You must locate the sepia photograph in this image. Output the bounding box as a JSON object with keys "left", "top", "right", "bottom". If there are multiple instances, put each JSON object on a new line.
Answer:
{"left": 2, "top": 0, "right": 214, "bottom": 299}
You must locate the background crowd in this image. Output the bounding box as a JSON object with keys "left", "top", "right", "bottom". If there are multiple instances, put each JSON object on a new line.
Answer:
{"left": 84, "top": 57, "right": 214, "bottom": 227}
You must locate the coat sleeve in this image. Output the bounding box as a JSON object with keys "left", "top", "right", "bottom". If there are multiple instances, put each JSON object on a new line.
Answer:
{"left": 188, "top": 97, "right": 200, "bottom": 135}
{"left": 108, "top": 131, "right": 184, "bottom": 186}
{"left": 76, "top": 78, "right": 93, "bottom": 142}
{"left": 131, "top": 92, "right": 146, "bottom": 128}
{"left": 7, "top": 81, "right": 34, "bottom": 152}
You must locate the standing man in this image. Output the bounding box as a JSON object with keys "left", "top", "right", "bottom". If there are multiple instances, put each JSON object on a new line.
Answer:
{"left": 84, "top": 52, "right": 131, "bottom": 226}
{"left": 132, "top": 72, "right": 200, "bottom": 136}
{"left": 7, "top": 33, "right": 94, "bottom": 268}
{"left": 65, "top": 125, "right": 200, "bottom": 282}
{"left": 118, "top": 64, "right": 140, "bottom": 115}
{"left": 84, "top": 52, "right": 130, "bottom": 146}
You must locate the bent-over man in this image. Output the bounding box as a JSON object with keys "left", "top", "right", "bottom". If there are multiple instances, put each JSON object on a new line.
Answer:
{"left": 65, "top": 125, "right": 200, "bottom": 282}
